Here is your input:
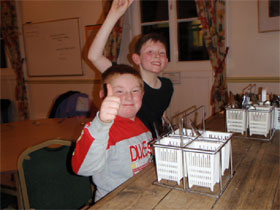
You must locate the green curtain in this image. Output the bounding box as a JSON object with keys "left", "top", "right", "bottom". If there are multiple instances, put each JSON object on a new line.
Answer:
{"left": 1, "top": 0, "right": 29, "bottom": 119}
{"left": 103, "top": 0, "right": 125, "bottom": 64}
{"left": 195, "top": 0, "right": 228, "bottom": 114}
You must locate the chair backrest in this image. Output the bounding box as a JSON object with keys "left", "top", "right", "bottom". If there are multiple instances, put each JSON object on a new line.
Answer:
{"left": 49, "top": 91, "right": 91, "bottom": 118}
{"left": 18, "top": 139, "right": 93, "bottom": 209}
{"left": 1, "top": 99, "right": 15, "bottom": 123}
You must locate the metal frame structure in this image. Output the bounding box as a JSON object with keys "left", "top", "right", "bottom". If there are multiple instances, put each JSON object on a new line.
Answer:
{"left": 153, "top": 106, "right": 234, "bottom": 198}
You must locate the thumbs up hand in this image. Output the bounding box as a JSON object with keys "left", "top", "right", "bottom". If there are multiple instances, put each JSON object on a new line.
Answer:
{"left": 99, "top": 83, "right": 121, "bottom": 123}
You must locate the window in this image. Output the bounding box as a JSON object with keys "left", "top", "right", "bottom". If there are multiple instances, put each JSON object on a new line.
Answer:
{"left": 139, "top": 0, "right": 209, "bottom": 62}
{"left": 0, "top": 29, "right": 7, "bottom": 68}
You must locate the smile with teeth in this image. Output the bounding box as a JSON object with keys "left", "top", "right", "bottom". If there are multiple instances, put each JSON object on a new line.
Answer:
{"left": 151, "top": 61, "right": 161, "bottom": 66}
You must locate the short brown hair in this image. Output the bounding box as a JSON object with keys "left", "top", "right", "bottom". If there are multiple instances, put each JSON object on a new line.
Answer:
{"left": 102, "top": 64, "right": 144, "bottom": 89}
{"left": 134, "top": 33, "right": 168, "bottom": 55}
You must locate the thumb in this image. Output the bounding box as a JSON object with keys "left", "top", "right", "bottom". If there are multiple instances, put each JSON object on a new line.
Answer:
{"left": 107, "top": 83, "right": 114, "bottom": 96}
{"left": 128, "top": 0, "right": 135, "bottom": 7}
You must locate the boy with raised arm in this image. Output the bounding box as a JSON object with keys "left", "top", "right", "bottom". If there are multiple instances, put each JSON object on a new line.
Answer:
{"left": 72, "top": 64, "right": 152, "bottom": 202}
{"left": 88, "top": 0, "right": 173, "bottom": 138}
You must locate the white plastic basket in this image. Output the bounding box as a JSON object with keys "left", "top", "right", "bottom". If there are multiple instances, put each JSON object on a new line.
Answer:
{"left": 183, "top": 141, "right": 222, "bottom": 191}
{"left": 226, "top": 108, "right": 247, "bottom": 134}
{"left": 183, "top": 130, "right": 232, "bottom": 192}
{"left": 154, "top": 136, "right": 192, "bottom": 184}
{"left": 197, "top": 131, "right": 232, "bottom": 175}
{"left": 274, "top": 107, "right": 280, "bottom": 130}
{"left": 248, "top": 106, "right": 273, "bottom": 137}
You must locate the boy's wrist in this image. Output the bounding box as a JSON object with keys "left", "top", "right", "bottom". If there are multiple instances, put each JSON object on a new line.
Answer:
{"left": 107, "top": 10, "right": 123, "bottom": 21}
{"left": 96, "top": 112, "right": 114, "bottom": 125}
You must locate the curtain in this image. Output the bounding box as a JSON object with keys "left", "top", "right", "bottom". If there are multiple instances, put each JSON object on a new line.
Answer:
{"left": 103, "top": 0, "right": 125, "bottom": 64}
{"left": 195, "top": 0, "right": 228, "bottom": 114}
{"left": 1, "top": 0, "right": 29, "bottom": 120}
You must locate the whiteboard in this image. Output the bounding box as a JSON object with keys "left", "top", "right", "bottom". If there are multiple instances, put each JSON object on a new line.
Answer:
{"left": 23, "top": 18, "right": 83, "bottom": 77}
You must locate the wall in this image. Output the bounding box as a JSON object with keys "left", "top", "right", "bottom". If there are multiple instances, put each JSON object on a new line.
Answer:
{"left": 226, "top": 0, "right": 280, "bottom": 95}
{"left": 18, "top": 0, "right": 106, "bottom": 119}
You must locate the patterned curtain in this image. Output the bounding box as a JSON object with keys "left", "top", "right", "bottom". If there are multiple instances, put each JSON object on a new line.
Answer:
{"left": 1, "top": 0, "right": 29, "bottom": 119}
{"left": 195, "top": 0, "right": 228, "bottom": 114}
{"left": 103, "top": 0, "right": 125, "bottom": 63}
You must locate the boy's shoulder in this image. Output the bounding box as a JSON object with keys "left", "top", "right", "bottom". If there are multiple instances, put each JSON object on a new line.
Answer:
{"left": 158, "top": 76, "right": 173, "bottom": 88}
{"left": 159, "top": 76, "right": 172, "bottom": 82}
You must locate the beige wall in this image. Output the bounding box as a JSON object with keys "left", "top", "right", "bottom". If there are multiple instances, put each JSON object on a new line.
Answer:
{"left": 226, "top": 0, "right": 280, "bottom": 95}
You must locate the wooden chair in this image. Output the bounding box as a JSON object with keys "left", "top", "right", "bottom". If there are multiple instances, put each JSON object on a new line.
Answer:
{"left": 18, "top": 139, "right": 93, "bottom": 209}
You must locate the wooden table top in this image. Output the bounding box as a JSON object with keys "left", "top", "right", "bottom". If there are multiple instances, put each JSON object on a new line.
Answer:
{"left": 0, "top": 117, "right": 90, "bottom": 172}
{"left": 88, "top": 114, "right": 279, "bottom": 210}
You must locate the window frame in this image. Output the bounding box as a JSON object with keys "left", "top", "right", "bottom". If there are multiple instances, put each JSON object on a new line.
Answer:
{"left": 130, "top": 0, "right": 211, "bottom": 72}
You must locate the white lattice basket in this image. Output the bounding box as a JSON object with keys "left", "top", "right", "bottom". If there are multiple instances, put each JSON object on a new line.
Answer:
{"left": 226, "top": 108, "right": 247, "bottom": 135}
{"left": 198, "top": 131, "right": 232, "bottom": 174}
{"left": 154, "top": 136, "right": 192, "bottom": 184}
{"left": 274, "top": 107, "right": 280, "bottom": 130}
{"left": 183, "top": 131, "right": 232, "bottom": 192}
{"left": 183, "top": 141, "right": 221, "bottom": 191}
{"left": 248, "top": 106, "right": 274, "bottom": 137}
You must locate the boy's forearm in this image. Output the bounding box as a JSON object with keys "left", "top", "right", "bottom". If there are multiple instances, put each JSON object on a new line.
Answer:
{"left": 88, "top": 5, "right": 124, "bottom": 72}
{"left": 87, "top": 18, "right": 114, "bottom": 72}
{"left": 88, "top": 0, "right": 133, "bottom": 73}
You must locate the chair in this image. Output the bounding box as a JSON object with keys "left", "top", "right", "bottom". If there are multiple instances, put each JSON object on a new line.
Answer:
{"left": 18, "top": 139, "right": 93, "bottom": 209}
{"left": 1, "top": 99, "right": 15, "bottom": 123}
{"left": 49, "top": 91, "right": 91, "bottom": 118}
{"left": 0, "top": 192, "right": 17, "bottom": 209}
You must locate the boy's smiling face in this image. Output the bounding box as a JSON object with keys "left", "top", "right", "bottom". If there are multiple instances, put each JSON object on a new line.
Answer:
{"left": 133, "top": 40, "right": 168, "bottom": 74}
{"left": 109, "top": 74, "right": 144, "bottom": 120}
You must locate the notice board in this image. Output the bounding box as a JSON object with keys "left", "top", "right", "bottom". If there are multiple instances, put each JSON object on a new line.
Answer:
{"left": 23, "top": 18, "right": 83, "bottom": 77}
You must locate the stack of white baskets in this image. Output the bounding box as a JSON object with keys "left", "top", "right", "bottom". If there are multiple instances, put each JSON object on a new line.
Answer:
{"left": 226, "top": 103, "right": 276, "bottom": 141}
{"left": 154, "top": 128, "right": 233, "bottom": 197}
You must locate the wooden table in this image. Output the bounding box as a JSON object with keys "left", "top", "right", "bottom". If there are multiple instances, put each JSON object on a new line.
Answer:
{"left": 89, "top": 114, "right": 279, "bottom": 209}
{"left": 1, "top": 117, "right": 90, "bottom": 172}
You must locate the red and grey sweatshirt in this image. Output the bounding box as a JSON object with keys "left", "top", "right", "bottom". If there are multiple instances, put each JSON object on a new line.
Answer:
{"left": 72, "top": 113, "right": 153, "bottom": 201}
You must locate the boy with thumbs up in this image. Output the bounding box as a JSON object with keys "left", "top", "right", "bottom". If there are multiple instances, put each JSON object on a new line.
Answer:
{"left": 72, "top": 64, "right": 153, "bottom": 202}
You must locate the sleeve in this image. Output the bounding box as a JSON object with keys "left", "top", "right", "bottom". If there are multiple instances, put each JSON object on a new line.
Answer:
{"left": 72, "top": 112, "right": 113, "bottom": 176}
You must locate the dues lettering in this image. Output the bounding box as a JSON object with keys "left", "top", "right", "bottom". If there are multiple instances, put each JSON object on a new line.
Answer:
{"left": 130, "top": 141, "right": 151, "bottom": 162}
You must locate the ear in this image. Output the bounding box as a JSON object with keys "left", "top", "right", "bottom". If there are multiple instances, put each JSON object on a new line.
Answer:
{"left": 132, "top": 53, "right": 141, "bottom": 65}
{"left": 99, "top": 90, "right": 104, "bottom": 99}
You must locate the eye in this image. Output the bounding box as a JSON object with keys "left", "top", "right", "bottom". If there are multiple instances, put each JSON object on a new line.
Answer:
{"left": 132, "top": 88, "right": 142, "bottom": 94}
{"left": 114, "top": 89, "right": 124, "bottom": 95}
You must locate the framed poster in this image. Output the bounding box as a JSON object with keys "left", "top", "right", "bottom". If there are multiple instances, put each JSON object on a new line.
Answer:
{"left": 23, "top": 18, "right": 83, "bottom": 76}
{"left": 258, "top": 0, "right": 280, "bottom": 32}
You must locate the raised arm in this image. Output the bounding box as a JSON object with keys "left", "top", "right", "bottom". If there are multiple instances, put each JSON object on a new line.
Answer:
{"left": 88, "top": 0, "right": 134, "bottom": 73}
